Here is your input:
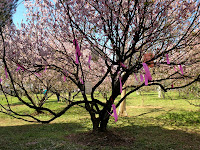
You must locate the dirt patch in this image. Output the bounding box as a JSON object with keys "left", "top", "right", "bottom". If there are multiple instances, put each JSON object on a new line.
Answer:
{"left": 66, "top": 130, "right": 134, "bottom": 148}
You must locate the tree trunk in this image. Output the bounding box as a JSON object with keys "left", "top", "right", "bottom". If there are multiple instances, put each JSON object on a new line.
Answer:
{"left": 118, "top": 99, "right": 128, "bottom": 116}
{"left": 67, "top": 92, "right": 72, "bottom": 104}
{"left": 118, "top": 84, "right": 128, "bottom": 116}
{"left": 158, "top": 86, "right": 165, "bottom": 99}
{"left": 91, "top": 117, "right": 100, "bottom": 131}
{"left": 35, "top": 109, "right": 44, "bottom": 114}
{"left": 158, "top": 86, "right": 161, "bottom": 98}
{"left": 56, "top": 93, "right": 60, "bottom": 102}
{"left": 90, "top": 110, "right": 110, "bottom": 132}
{"left": 99, "top": 118, "right": 109, "bottom": 132}
{"left": 68, "top": 92, "right": 71, "bottom": 100}
{"left": 161, "top": 90, "right": 165, "bottom": 99}
{"left": 91, "top": 118, "right": 109, "bottom": 132}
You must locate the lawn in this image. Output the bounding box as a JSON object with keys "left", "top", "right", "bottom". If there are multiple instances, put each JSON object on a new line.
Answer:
{"left": 0, "top": 91, "right": 200, "bottom": 150}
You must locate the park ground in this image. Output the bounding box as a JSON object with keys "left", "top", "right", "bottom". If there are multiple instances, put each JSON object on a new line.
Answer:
{"left": 0, "top": 91, "right": 200, "bottom": 150}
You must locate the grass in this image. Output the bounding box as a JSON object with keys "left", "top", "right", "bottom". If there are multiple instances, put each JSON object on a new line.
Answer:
{"left": 0, "top": 91, "right": 200, "bottom": 149}
{"left": 157, "top": 111, "right": 200, "bottom": 126}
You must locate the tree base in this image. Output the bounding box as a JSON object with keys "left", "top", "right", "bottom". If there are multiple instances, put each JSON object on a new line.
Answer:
{"left": 32, "top": 110, "right": 45, "bottom": 116}
{"left": 66, "top": 129, "right": 134, "bottom": 147}
{"left": 118, "top": 111, "right": 128, "bottom": 117}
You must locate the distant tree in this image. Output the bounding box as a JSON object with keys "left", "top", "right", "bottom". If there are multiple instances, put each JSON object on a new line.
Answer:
{"left": 0, "top": 0, "right": 18, "bottom": 28}
{"left": 0, "top": 0, "right": 199, "bottom": 132}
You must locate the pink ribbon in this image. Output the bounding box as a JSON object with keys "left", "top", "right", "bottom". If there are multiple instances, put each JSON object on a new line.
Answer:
{"left": 64, "top": 76, "right": 66, "bottom": 82}
{"left": 108, "top": 104, "right": 118, "bottom": 122}
{"left": 120, "top": 62, "right": 126, "bottom": 68}
{"left": 144, "top": 74, "right": 148, "bottom": 86}
{"left": 140, "top": 74, "right": 144, "bottom": 82}
{"left": 179, "top": 65, "right": 183, "bottom": 75}
{"left": 119, "top": 76, "right": 122, "bottom": 93}
{"left": 5, "top": 66, "right": 8, "bottom": 78}
{"left": 73, "top": 39, "right": 81, "bottom": 56}
{"left": 63, "top": 71, "right": 68, "bottom": 82}
{"left": 174, "top": 66, "right": 177, "bottom": 72}
{"left": 166, "top": 54, "right": 170, "bottom": 64}
{"left": 142, "top": 63, "right": 152, "bottom": 81}
{"left": 171, "top": 84, "right": 174, "bottom": 88}
{"left": 134, "top": 73, "right": 138, "bottom": 82}
{"left": 80, "top": 78, "right": 84, "bottom": 84}
{"left": 16, "top": 64, "right": 25, "bottom": 72}
{"left": 88, "top": 55, "right": 92, "bottom": 69}
{"left": 112, "top": 104, "right": 118, "bottom": 122}
{"left": 35, "top": 73, "right": 41, "bottom": 77}
{"left": 75, "top": 54, "right": 79, "bottom": 64}
{"left": 44, "top": 65, "right": 47, "bottom": 72}
{"left": 73, "top": 39, "right": 81, "bottom": 64}
{"left": 16, "top": 66, "right": 21, "bottom": 72}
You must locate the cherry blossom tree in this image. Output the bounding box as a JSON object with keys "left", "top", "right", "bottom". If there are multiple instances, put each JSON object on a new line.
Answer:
{"left": 0, "top": 0, "right": 200, "bottom": 132}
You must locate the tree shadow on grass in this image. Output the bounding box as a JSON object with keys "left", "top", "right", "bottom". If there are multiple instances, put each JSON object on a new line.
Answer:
{"left": 0, "top": 122, "right": 86, "bottom": 150}
{"left": 115, "top": 124, "right": 200, "bottom": 150}
{"left": 0, "top": 121, "right": 200, "bottom": 150}
{"left": 67, "top": 121, "right": 200, "bottom": 150}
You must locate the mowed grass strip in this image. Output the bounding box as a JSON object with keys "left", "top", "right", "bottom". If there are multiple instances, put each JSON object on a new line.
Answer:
{"left": 0, "top": 91, "right": 200, "bottom": 150}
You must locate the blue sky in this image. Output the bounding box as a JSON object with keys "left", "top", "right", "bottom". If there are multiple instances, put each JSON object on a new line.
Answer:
{"left": 12, "top": 0, "right": 26, "bottom": 27}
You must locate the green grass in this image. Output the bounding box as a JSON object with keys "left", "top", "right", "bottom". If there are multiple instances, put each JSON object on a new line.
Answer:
{"left": 0, "top": 91, "right": 200, "bottom": 149}
{"left": 157, "top": 111, "right": 200, "bottom": 126}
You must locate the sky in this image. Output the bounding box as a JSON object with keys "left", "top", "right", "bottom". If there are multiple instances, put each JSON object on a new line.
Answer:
{"left": 12, "top": 0, "right": 55, "bottom": 28}
{"left": 12, "top": 0, "right": 27, "bottom": 28}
